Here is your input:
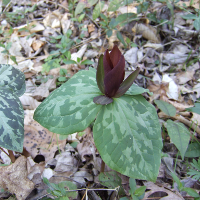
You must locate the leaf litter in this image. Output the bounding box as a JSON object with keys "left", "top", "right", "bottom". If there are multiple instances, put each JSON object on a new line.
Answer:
{"left": 1, "top": 0, "right": 200, "bottom": 199}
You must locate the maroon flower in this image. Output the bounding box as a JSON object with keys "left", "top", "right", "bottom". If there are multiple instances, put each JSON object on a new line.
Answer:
{"left": 94, "top": 45, "right": 140, "bottom": 105}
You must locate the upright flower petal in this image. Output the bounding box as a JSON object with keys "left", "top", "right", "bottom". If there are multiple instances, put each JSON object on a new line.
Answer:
{"left": 104, "top": 55, "right": 125, "bottom": 97}
{"left": 110, "top": 45, "right": 122, "bottom": 67}
{"left": 114, "top": 67, "right": 140, "bottom": 98}
{"left": 103, "top": 50, "right": 113, "bottom": 76}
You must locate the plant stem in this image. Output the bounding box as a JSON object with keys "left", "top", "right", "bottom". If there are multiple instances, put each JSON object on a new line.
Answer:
{"left": 100, "top": 160, "right": 105, "bottom": 172}
{"left": 8, "top": 150, "right": 15, "bottom": 163}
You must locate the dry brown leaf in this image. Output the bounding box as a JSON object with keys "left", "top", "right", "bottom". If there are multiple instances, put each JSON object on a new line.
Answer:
{"left": 32, "top": 77, "right": 57, "bottom": 101}
{"left": 54, "top": 150, "right": 78, "bottom": 173}
{"left": 43, "top": 10, "right": 62, "bottom": 28}
{"left": 27, "top": 157, "right": 44, "bottom": 184}
{"left": 20, "top": 36, "right": 34, "bottom": 57}
{"left": 32, "top": 40, "right": 46, "bottom": 51}
{"left": 132, "top": 23, "right": 161, "bottom": 43}
{"left": 24, "top": 111, "right": 66, "bottom": 162}
{"left": 177, "top": 70, "right": 194, "bottom": 84}
{"left": 61, "top": 13, "right": 71, "bottom": 34}
{"left": 158, "top": 112, "right": 200, "bottom": 135}
{"left": 144, "top": 182, "right": 184, "bottom": 200}
{"left": 77, "top": 128, "right": 97, "bottom": 163}
{"left": 19, "top": 94, "right": 41, "bottom": 110}
{"left": 0, "top": 156, "right": 34, "bottom": 200}
{"left": 87, "top": 23, "right": 95, "bottom": 33}
{"left": 107, "top": 30, "right": 119, "bottom": 49}
{"left": 147, "top": 81, "right": 169, "bottom": 102}
{"left": 178, "top": 0, "right": 200, "bottom": 9}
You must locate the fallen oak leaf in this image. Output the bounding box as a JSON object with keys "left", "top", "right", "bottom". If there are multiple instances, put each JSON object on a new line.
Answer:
{"left": 0, "top": 156, "right": 34, "bottom": 200}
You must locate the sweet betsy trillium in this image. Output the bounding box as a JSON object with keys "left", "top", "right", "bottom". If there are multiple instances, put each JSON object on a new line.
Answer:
{"left": 93, "top": 45, "right": 140, "bottom": 105}
{"left": 34, "top": 45, "right": 162, "bottom": 182}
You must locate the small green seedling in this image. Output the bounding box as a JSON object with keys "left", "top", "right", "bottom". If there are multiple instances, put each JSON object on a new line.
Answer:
{"left": 43, "top": 177, "right": 77, "bottom": 200}
{"left": 171, "top": 172, "right": 200, "bottom": 199}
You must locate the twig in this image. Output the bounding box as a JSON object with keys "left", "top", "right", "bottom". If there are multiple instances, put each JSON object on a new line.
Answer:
{"left": 43, "top": 0, "right": 69, "bottom": 11}
{"left": 0, "top": 147, "right": 9, "bottom": 157}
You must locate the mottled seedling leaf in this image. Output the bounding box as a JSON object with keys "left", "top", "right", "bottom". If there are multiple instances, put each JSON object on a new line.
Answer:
{"left": 94, "top": 95, "right": 162, "bottom": 181}
{"left": 166, "top": 120, "right": 190, "bottom": 160}
{"left": 185, "top": 142, "right": 200, "bottom": 158}
{"left": 154, "top": 100, "right": 176, "bottom": 117}
{"left": 0, "top": 64, "right": 25, "bottom": 152}
{"left": 99, "top": 171, "right": 125, "bottom": 195}
{"left": 125, "top": 83, "right": 152, "bottom": 96}
{"left": 34, "top": 69, "right": 102, "bottom": 135}
{"left": 186, "top": 103, "right": 200, "bottom": 115}
{"left": 0, "top": 64, "right": 25, "bottom": 97}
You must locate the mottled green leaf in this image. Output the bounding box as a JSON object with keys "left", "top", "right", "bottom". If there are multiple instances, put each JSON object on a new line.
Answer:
{"left": 80, "top": 59, "right": 95, "bottom": 65}
{"left": 58, "top": 181, "right": 77, "bottom": 198}
{"left": 154, "top": 100, "right": 176, "bottom": 117}
{"left": 75, "top": 2, "right": 86, "bottom": 16}
{"left": 185, "top": 142, "right": 200, "bottom": 158}
{"left": 129, "top": 178, "right": 136, "bottom": 196}
{"left": 94, "top": 95, "right": 162, "bottom": 181}
{"left": 134, "top": 186, "right": 146, "bottom": 196}
{"left": 171, "top": 172, "right": 183, "bottom": 191}
{"left": 194, "top": 17, "right": 200, "bottom": 31}
{"left": 166, "top": 120, "right": 190, "bottom": 159}
{"left": 0, "top": 88, "right": 24, "bottom": 152}
{"left": 117, "top": 31, "right": 126, "bottom": 47}
{"left": 182, "top": 14, "right": 197, "bottom": 20}
{"left": 106, "top": 29, "right": 112, "bottom": 37}
{"left": 186, "top": 103, "right": 200, "bottom": 115}
{"left": 182, "top": 187, "right": 200, "bottom": 198}
{"left": 88, "top": 0, "right": 98, "bottom": 6}
{"left": 63, "top": 60, "right": 77, "bottom": 65}
{"left": 93, "top": 1, "right": 105, "bottom": 20}
{"left": 125, "top": 83, "right": 152, "bottom": 96}
{"left": 99, "top": 171, "right": 125, "bottom": 195}
{"left": 0, "top": 64, "right": 25, "bottom": 97}
{"left": 34, "top": 69, "right": 102, "bottom": 135}
{"left": 108, "top": 0, "right": 123, "bottom": 11}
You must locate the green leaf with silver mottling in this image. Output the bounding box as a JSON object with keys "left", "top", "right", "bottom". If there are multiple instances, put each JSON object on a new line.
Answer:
{"left": 0, "top": 88, "right": 24, "bottom": 152}
{"left": 166, "top": 119, "right": 190, "bottom": 160}
{"left": 125, "top": 83, "right": 152, "bottom": 96}
{"left": 34, "top": 69, "right": 102, "bottom": 135}
{"left": 0, "top": 64, "right": 25, "bottom": 97}
{"left": 99, "top": 171, "right": 125, "bottom": 195}
{"left": 154, "top": 100, "right": 176, "bottom": 117}
{"left": 186, "top": 103, "right": 200, "bottom": 115}
{"left": 185, "top": 142, "right": 200, "bottom": 158}
{"left": 93, "top": 95, "right": 162, "bottom": 181}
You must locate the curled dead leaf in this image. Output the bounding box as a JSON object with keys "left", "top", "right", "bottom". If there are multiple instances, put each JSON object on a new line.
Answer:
{"left": 132, "top": 23, "right": 161, "bottom": 43}
{"left": 0, "top": 156, "right": 34, "bottom": 200}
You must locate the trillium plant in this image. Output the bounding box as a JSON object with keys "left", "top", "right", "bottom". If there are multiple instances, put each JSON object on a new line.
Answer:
{"left": 34, "top": 45, "right": 162, "bottom": 181}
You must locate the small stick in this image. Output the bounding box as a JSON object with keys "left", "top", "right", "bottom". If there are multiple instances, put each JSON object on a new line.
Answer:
{"left": 100, "top": 160, "right": 105, "bottom": 172}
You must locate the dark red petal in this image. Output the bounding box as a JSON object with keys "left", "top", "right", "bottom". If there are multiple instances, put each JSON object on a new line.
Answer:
{"left": 110, "top": 45, "right": 122, "bottom": 67}
{"left": 93, "top": 95, "right": 113, "bottom": 105}
{"left": 114, "top": 67, "right": 140, "bottom": 98}
{"left": 103, "top": 50, "right": 113, "bottom": 76}
{"left": 96, "top": 55, "right": 105, "bottom": 94}
{"left": 104, "top": 55, "right": 125, "bottom": 97}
